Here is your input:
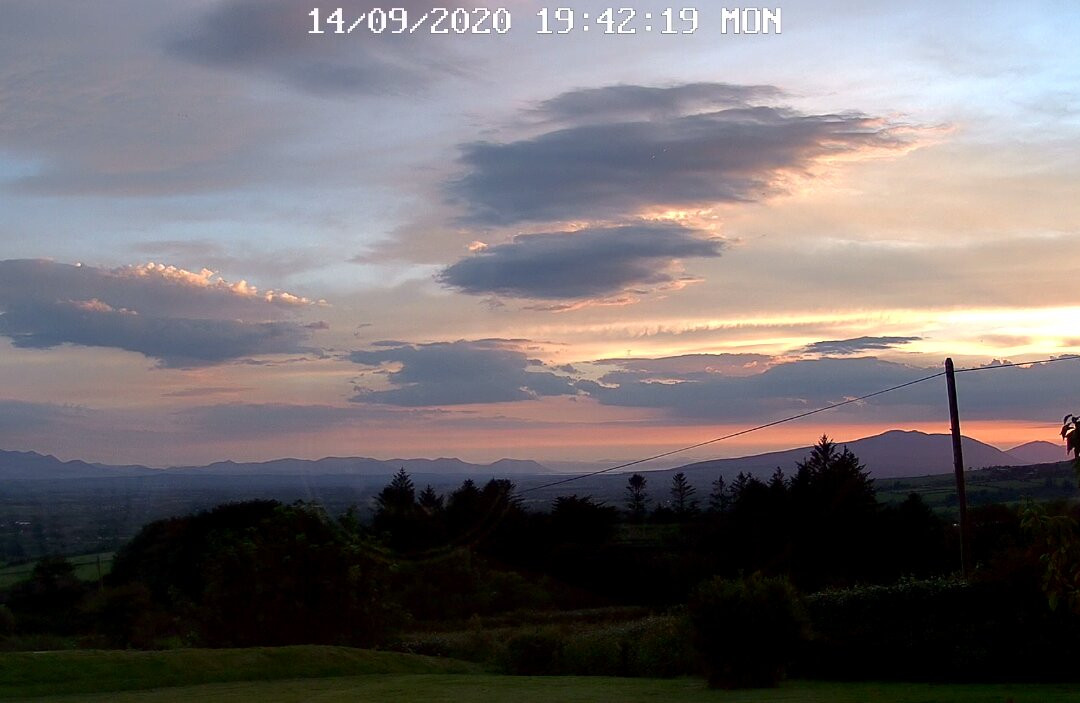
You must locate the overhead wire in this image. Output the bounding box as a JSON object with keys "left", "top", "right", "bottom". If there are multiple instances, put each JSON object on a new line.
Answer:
{"left": 519, "top": 353, "right": 1080, "bottom": 495}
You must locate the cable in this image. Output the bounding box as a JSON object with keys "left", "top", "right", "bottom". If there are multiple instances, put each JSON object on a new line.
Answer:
{"left": 953, "top": 354, "right": 1080, "bottom": 373}
{"left": 519, "top": 353, "right": 1080, "bottom": 496}
{"left": 520, "top": 369, "right": 947, "bottom": 495}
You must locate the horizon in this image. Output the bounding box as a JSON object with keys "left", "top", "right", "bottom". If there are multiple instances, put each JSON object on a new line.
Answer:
{"left": 1, "top": 2, "right": 1079, "bottom": 466}
{"left": 2, "top": 426, "right": 1065, "bottom": 473}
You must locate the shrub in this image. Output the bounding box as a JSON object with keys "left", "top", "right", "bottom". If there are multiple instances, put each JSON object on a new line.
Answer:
{"left": 688, "top": 574, "right": 807, "bottom": 688}
{"left": 501, "top": 630, "right": 562, "bottom": 675}
{"left": 802, "top": 576, "right": 1080, "bottom": 681}
{"left": 0, "top": 605, "right": 14, "bottom": 638}
{"left": 560, "top": 616, "right": 694, "bottom": 677}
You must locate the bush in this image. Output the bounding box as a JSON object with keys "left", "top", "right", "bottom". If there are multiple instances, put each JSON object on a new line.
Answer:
{"left": 688, "top": 574, "right": 807, "bottom": 688}
{"left": 390, "top": 613, "right": 694, "bottom": 678}
{"left": 802, "top": 576, "right": 1080, "bottom": 681}
{"left": 501, "top": 630, "right": 562, "bottom": 675}
{"left": 0, "top": 605, "right": 14, "bottom": 638}
{"left": 560, "top": 616, "right": 693, "bottom": 677}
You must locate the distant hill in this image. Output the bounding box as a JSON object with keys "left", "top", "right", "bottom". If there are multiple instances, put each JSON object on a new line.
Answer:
{"left": 1007, "top": 441, "right": 1068, "bottom": 465}
{"left": 668, "top": 430, "right": 1034, "bottom": 480}
{"left": 0, "top": 450, "right": 158, "bottom": 480}
{"left": 0, "top": 449, "right": 550, "bottom": 481}
{"left": 1, "top": 430, "right": 1065, "bottom": 485}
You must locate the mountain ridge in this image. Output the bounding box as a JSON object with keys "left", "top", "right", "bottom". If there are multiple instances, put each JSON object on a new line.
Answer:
{"left": 1, "top": 429, "right": 1068, "bottom": 482}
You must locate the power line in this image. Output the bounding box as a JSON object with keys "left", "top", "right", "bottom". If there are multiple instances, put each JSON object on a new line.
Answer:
{"left": 519, "top": 353, "right": 1080, "bottom": 496}
{"left": 521, "top": 369, "right": 946, "bottom": 494}
{"left": 953, "top": 354, "right": 1080, "bottom": 373}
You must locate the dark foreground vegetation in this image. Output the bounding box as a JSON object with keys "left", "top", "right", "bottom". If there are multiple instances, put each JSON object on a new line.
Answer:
{"left": 2, "top": 436, "right": 1079, "bottom": 689}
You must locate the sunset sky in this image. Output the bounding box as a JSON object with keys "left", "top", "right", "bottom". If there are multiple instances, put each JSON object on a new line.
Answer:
{"left": 1, "top": 1, "right": 1079, "bottom": 467}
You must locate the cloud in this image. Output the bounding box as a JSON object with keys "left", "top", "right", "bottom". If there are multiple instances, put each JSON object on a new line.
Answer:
{"left": 0, "top": 259, "right": 321, "bottom": 367}
{"left": 167, "top": 0, "right": 459, "bottom": 96}
{"left": 451, "top": 84, "right": 915, "bottom": 225}
{"left": 533, "top": 82, "right": 784, "bottom": 123}
{"left": 576, "top": 353, "right": 1080, "bottom": 424}
{"left": 802, "top": 336, "right": 922, "bottom": 355}
{"left": 348, "top": 339, "right": 578, "bottom": 406}
{"left": 438, "top": 223, "right": 723, "bottom": 301}
{"left": 598, "top": 353, "right": 774, "bottom": 379}
{"left": 578, "top": 356, "right": 941, "bottom": 421}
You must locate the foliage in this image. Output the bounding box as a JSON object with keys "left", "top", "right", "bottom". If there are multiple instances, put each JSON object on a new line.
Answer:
{"left": 502, "top": 630, "right": 563, "bottom": 674}
{"left": 550, "top": 495, "right": 618, "bottom": 544}
{"left": 669, "top": 472, "right": 699, "bottom": 518}
{"left": 625, "top": 473, "right": 649, "bottom": 522}
{"left": 688, "top": 574, "right": 807, "bottom": 688}
{"left": 393, "top": 613, "right": 693, "bottom": 678}
{"left": 0, "top": 605, "right": 14, "bottom": 638}
{"left": 1021, "top": 501, "right": 1080, "bottom": 614}
{"left": 4, "top": 556, "right": 89, "bottom": 635}
{"left": 107, "top": 501, "right": 398, "bottom": 647}
{"left": 707, "top": 476, "right": 728, "bottom": 513}
{"left": 803, "top": 576, "right": 1080, "bottom": 681}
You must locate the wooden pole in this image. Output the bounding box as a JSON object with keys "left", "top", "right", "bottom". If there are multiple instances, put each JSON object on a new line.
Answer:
{"left": 945, "top": 358, "right": 970, "bottom": 578}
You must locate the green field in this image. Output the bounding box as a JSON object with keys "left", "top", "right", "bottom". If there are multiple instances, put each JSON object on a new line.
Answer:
{"left": 0, "top": 552, "right": 113, "bottom": 590}
{"left": 876, "top": 463, "right": 1077, "bottom": 511}
{"left": 1, "top": 648, "right": 1078, "bottom": 703}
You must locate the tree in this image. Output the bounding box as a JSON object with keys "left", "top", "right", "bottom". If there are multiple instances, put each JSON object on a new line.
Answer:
{"left": 708, "top": 476, "right": 729, "bottom": 513}
{"left": 373, "top": 468, "right": 422, "bottom": 550}
{"left": 789, "top": 436, "right": 878, "bottom": 588}
{"left": 551, "top": 495, "right": 618, "bottom": 544}
{"left": 626, "top": 473, "right": 649, "bottom": 522}
{"left": 791, "top": 435, "right": 876, "bottom": 512}
{"left": 417, "top": 485, "right": 444, "bottom": 514}
{"left": 375, "top": 468, "right": 416, "bottom": 516}
{"left": 670, "top": 472, "right": 699, "bottom": 518}
{"left": 107, "top": 501, "right": 396, "bottom": 647}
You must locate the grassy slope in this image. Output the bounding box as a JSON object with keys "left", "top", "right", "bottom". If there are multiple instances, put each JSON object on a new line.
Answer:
{"left": 0, "top": 646, "right": 482, "bottom": 698}
{"left": 7, "top": 675, "right": 1080, "bottom": 703}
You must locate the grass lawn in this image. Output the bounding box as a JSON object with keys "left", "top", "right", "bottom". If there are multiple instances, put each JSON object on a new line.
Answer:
{"left": 1, "top": 648, "right": 1078, "bottom": 702}
{"left": 4, "top": 674, "right": 1079, "bottom": 703}
{"left": 0, "top": 646, "right": 481, "bottom": 698}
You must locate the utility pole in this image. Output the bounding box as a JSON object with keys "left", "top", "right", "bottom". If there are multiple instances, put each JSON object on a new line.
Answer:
{"left": 945, "top": 358, "right": 970, "bottom": 578}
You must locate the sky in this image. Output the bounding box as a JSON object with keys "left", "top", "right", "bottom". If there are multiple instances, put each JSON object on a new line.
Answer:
{"left": 1, "top": 0, "right": 1079, "bottom": 467}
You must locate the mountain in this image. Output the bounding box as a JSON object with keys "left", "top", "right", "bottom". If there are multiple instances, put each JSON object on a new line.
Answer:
{"left": 668, "top": 430, "right": 1026, "bottom": 480}
{"left": 0, "top": 449, "right": 159, "bottom": 480}
{"left": 1007, "top": 441, "right": 1068, "bottom": 465}
{"left": 0, "top": 450, "right": 550, "bottom": 481}
{"left": 1, "top": 431, "right": 1062, "bottom": 484}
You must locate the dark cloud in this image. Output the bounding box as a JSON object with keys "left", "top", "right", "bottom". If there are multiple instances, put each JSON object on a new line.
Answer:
{"left": 577, "top": 354, "right": 1080, "bottom": 424}
{"left": 534, "top": 83, "right": 783, "bottom": 123}
{"left": 0, "top": 260, "right": 316, "bottom": 318}
{"left": 451, "top": 86, "right": 912, "bottom": 225}
{"left": 348, "top": 339, "right": 578, "bottom": 406}
{"left": 438, "top": 223, "right": 723, "bottom": 300}
{"left": 0, "top": 300, "right": 311, "bottom": 368}
{"left": 802, "top": 336, "right": 923, "bottom": 355}
{"left": 167, "top": 0, "right": 455, "bottom": 95}
{"left": 578, "top": 356, "right": 941, "bottom": 421}
{"left": 0, "top": 260, "right": 320, "bottom": 367}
